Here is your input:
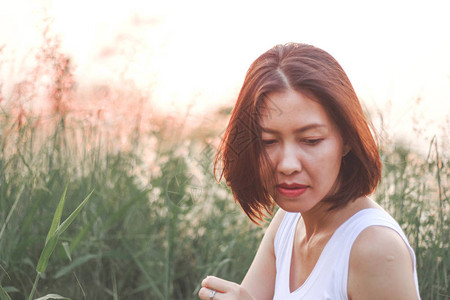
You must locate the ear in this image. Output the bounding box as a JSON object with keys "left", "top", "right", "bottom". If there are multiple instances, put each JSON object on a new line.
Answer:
{"left": 343, "top": 144, "right": 351, "bottom": 157}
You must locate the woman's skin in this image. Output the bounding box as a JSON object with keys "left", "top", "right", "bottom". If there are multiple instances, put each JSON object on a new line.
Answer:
{"left": 199, "top": 89, "right": 418, "bottom": 300}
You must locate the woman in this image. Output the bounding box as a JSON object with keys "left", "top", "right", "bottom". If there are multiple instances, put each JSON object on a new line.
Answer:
{"left": 199, "top": 43, "right": 420, "bottom": 300}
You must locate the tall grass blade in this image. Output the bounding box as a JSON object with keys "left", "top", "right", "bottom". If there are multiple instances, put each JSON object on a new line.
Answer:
{"left": 29, "top": 187, "right": 93, "bottom": 300}
{"left": 53, "top": 254, "right": 98, "bottom": 279}
{"left": 68, "top": 213, "right": 97, "bottom": 253}
{"left": 0, "top": 185, "right": 24, "bottom": 241}
{"left": 73, "top": 272, "right": 86, "bottom": 300}
{"left": 61, "top": 242, "right": 72, "bottom": 262}
{"left": 36, "top": 189, "right": 93, "bottom": 273}
{"left": 54, "top": 189, "right": 93, "bottom": 236}
{"left": 45, "top": 183, "right": 68, "bottom": 244}
{"left": 34, "top": 294, "right": 71, "bottom": 300}
{"left": 67, "top": 211, "right": 98, "bottom": 254}
{"left": 28, "top": 273, "right": 41, "bottom": 300}
{"left": 0, "top": 284, "right": 11, "bottom": 300}
{"left": 36, "top": 235, "right": 59, "bottom": 273}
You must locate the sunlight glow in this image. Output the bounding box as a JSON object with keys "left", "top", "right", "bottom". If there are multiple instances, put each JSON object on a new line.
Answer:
{"left": 1, "top": 0, "right": 449, "bottom": 148}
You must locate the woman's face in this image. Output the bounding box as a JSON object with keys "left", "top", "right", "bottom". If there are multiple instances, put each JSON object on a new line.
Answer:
{"left": 259, "top": 89, "right": 348, "bottom": 213}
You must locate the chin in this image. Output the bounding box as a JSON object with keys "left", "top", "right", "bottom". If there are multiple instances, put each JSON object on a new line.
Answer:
{"left": 276, "top": 199, "right": 317, "bottom": 214}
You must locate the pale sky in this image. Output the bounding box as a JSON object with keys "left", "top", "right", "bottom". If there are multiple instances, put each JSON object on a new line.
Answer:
{"left": 1, "top": 0, "right": 449, "bottom": 151}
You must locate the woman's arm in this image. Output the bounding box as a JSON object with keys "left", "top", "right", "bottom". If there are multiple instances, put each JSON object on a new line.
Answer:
{"left": 240, "top": 208, "right": 285, "bottom": 299}
{"left": 199, "top": 209, "right": 286, "bottom": 300}
{"left": 348, "top": 226, "right": 419, "bottom": 300}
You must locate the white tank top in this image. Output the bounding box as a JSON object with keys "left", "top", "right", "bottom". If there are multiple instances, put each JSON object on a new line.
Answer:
{"left": 273, "top": 208, "right": 421, "bottom": 299}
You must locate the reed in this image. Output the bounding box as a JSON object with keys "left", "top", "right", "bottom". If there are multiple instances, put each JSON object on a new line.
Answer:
{"left": 0, "top": 105, "right": 447, "bottom": 299}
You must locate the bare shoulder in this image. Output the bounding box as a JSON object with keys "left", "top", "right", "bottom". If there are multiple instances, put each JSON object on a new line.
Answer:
{"left": 348, "top": 226, "right": 418, "bottom": 300}
{"left": 268, "top": 208, "right": 287, "bottom": 231}
{"left": 264, "top": 208, "right": 287, "bottom": 244}
{"left": 351, "top": 226, "right": 411, "bottom": 264}
{"left": 240, "top": 208, "right": 287, "bottom": 300}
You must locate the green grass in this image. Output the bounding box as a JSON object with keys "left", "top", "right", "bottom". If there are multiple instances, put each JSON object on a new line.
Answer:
{"left": 0, "top": 108, "right": 448, "bottom": 299}
{"left": 376, "top": 137, "right": 449, "bottom": 299}
{"left": 0, "top": 111, "right": 266, "bottom": 299}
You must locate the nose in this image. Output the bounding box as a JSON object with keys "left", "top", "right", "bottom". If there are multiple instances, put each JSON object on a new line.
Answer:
{"left": 277, "top": 144, "right": 302, "bottom": 176}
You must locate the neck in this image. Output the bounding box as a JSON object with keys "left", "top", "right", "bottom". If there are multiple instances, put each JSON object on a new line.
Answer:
{"left": 300, "top": 196, "right": 377, "bottom": 241}
{"left": 300, "top": 201, "right": 339, "bottom": 241}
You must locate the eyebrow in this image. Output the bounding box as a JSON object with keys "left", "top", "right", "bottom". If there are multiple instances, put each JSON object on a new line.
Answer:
{"left": 261, "top": 123, "right": 327, "bottom": 134}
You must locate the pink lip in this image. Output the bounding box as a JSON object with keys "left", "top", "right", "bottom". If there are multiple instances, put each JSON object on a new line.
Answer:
{"left": 277, "top": 183, "right": 308, "bottom": 198}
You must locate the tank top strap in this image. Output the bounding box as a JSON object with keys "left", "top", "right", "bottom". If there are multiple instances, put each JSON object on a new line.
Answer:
{"left": 273, "top": 212, "right": 300, "bottom": 299}
{"left": 274, "top": 212, "right": 300, "bottom": 258}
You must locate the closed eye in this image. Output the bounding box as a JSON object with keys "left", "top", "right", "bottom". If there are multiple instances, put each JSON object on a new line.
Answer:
{"left": 261, "top": 139, "right": 277, "bottom": 146}
{"left": 303, "top": 138, "right": 323, "bottom": 145}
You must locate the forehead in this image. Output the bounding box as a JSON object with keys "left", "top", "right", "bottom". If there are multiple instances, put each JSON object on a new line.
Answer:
{"left": 258, "top": 89, "right": 335, "bottom": 130}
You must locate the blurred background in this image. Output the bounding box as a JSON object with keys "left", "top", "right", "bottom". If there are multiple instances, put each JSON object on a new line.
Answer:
{"left": 0, "top": 0, "right": 448, "bottom": 299}
{"left": 1, "top": 0, "right": 449, "bottom": 148}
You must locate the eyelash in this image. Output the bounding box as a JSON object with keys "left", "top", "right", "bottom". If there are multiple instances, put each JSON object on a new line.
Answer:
{"left": 262, "top": 139, "right": 277, "bottom": 146}
{"left": 303, "top": 138, "right": 323, "bottom": 145}
{"left": 261, "top": 138, "right": 323, "bottom": 146}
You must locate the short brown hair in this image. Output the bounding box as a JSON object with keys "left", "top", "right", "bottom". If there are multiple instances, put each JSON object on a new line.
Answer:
{"left": 215, "top": 43, "right": 381, "bottom": 223}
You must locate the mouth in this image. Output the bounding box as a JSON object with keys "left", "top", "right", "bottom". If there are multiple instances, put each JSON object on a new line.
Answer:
{"left": 277, "top": 183, "right": 308, "bottom": 198}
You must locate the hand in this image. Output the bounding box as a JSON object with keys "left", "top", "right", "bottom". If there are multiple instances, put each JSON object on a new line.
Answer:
{"left": 199, "top": 276, "right": 255, "bottom": 300}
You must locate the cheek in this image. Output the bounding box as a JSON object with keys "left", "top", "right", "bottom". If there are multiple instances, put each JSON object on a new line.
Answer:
{"left": 310, "top": 146, "right": 343, "bottom": 177}
{"left": 263, "top": 147, "right": 277, "bottom": 162}
{"left": 260, "top": 146, "right": 279, "bottom": 170}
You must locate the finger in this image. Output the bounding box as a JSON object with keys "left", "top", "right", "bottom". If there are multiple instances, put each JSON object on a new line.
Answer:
{"left": 198, "top": 287, "right": 221, "bottom": 300}
{"left": 202, "top": 276, "right": 238, "bottom": 293}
